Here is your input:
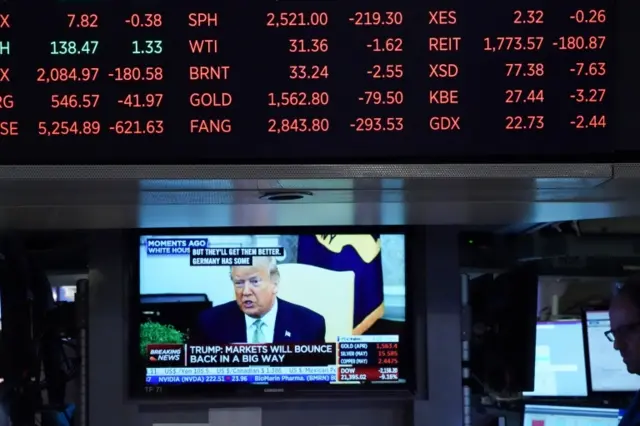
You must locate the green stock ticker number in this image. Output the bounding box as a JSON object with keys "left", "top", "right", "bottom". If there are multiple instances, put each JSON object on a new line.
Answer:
{"left": 132, "top": 40, "right": 163, "bottom": 55}
{"left": 50, "top": 40, "right": 99, "bottom": 55}
{"left": 49, "top": 40, "right": 162, "bottom": 55}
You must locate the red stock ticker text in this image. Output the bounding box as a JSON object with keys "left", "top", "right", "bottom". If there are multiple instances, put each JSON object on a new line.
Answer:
{"left": 0, "top": 6, "right": 609, "bottom": 139}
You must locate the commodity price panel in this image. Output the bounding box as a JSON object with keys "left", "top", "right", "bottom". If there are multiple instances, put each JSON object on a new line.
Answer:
{"left": 0, "top": 1, "right": 612, "bottom": 164}
{"left": 338, "top": 341, "right": 400, "bottom": 382}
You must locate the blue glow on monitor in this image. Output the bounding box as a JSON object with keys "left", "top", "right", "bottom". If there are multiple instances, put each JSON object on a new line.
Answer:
{"left": 523, "top": 320, "right": 588, "bottom": 397}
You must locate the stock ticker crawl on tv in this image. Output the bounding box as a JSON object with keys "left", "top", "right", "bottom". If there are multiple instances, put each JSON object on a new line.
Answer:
{"left": 138, "top": 233, "right": 408, "bottom": 386}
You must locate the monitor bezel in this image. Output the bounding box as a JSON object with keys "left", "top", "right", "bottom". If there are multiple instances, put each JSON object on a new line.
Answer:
{"left": 127, "top": 226, "right": 418, "bottom": 399}
{"left": 522, "top": 319, "right": 589, "bottom": 400}
{"left": 523, "top": 402, "right": 622, "bottom": 421}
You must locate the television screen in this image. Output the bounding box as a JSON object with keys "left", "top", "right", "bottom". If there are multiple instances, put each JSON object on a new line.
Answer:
{"left": 523, "top": 405, "right": 620, "bottom": 426}
{"left": 585, "top": 310, "right": 640, "bottom": 392}
{"left": 523, "top": 321, "right": 588, "bottom": 397}
{"left": 131, "top": 232, "right": 411, "bottom": 397}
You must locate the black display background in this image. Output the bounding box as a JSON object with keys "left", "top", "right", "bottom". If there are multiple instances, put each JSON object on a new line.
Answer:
{"left": 613, "top": 0, "right": 639, "bottom": 158}
{"left": 0, "top": 0, "right": 618, "bottom": 164}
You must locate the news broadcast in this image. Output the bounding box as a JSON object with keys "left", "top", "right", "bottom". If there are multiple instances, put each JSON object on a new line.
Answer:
{"left": 134, "top": 232, "right": 409, "bottom": 394}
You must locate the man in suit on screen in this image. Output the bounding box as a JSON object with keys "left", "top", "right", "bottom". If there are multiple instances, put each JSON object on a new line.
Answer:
{"left": 192, "top": 256, "right": 326, "bottom": 344}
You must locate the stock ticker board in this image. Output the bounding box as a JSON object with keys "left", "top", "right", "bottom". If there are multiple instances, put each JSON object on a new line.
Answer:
{"left": 0, "top": 1, "right": 614, "bottom": 164}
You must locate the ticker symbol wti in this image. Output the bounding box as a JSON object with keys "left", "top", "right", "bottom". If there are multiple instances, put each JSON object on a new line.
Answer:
{"left": 188, "top": 13, "right": 219, "bottom": 27}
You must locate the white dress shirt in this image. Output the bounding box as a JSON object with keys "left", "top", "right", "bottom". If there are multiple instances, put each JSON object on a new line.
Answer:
{"left": 245, "top": 298, "right": 278, "bottom": 343}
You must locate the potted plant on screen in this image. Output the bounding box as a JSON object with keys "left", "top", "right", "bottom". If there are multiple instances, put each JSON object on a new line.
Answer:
{"left": 140, "top": 320, "right": 185, "bottom": 358}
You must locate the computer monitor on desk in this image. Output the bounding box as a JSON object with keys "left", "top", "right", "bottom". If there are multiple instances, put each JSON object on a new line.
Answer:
{"left": 523, "top": 405, "right": 620, "bottom": 426}
{"left": 523, "top": 320, "right": 588, "bottom": 397}
{"left": 586, "top": 310, "right": 640, "bottom": 392}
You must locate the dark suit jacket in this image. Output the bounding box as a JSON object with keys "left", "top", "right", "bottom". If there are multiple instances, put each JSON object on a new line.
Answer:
{"left": 619, "top": 391, "right": 640, "bottom": 426}
{"left": 192, "top": 298, "right": 326, "bottom": 344}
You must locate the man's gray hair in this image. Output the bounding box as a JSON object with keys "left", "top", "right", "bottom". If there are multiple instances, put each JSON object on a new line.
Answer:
{"left": 614, "top": 274, "right": 640, "bottom": 311}
{"left": 261, "top": 256, "right": 280, "bottom": 282}
{"left": 230, "top": 256, "right": 280, "bottom": 283}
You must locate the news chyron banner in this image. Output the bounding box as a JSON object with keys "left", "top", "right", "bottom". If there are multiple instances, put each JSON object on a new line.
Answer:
{"left": 148, "top": 343, "right": 336, "bottom": 368}
{"left": 144, "top": 337, "right": 400, "bottom": 385}
{"left": 145, "top": 237, "right": 284, "bottom": 266}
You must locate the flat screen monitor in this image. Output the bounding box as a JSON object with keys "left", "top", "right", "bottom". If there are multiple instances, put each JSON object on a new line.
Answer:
{"left": 523, "top": 320, "right": 588, "bottom": 397}
{"left": 586, "top": 310, "right": 640, "bottom": 392}
{"left": 131, "top": 231, "right": 412, "bottom": 398}
{"left": 523, "top": 404, "right": 621, "bottom": 426}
